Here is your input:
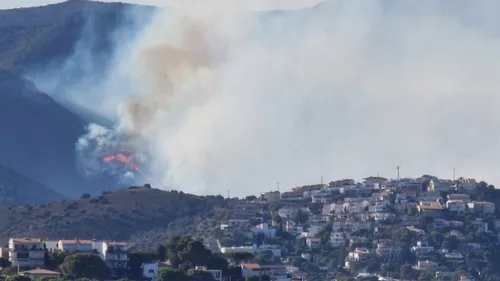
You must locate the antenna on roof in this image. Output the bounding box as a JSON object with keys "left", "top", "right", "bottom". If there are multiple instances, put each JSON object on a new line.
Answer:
{"left": 453, "top": 168, "right": 456, "bottom": 181}
{"left": 276, "top": 182, "right": 280, "bottom": 192}
{"left": 227, "top": 190, "right": 230, "bottom": 199}
{"left": 320, "top": 176, "right": 324, "bottom": 185}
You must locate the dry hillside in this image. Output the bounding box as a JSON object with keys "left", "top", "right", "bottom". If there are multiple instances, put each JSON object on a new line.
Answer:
{"left": 0, "top": 185, "right": 228, "bottom": 244}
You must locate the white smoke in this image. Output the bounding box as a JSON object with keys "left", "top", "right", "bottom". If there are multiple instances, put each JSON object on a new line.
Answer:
{"left": 76, "top": 123, "right": 147, "bottom": 183}
{"left": 30, "top": 0, "right": 500, "bottom": 196}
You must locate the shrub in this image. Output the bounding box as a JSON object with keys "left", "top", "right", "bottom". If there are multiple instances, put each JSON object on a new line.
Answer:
{"left": 80, "top": 193, "right": 91, "bottom": 200}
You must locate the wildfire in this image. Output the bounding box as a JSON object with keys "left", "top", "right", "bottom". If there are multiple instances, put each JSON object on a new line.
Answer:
{"left": 102, "top": 153, "right": 140, "bottom": 173}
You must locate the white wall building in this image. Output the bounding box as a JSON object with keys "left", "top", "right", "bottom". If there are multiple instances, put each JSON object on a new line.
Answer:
{"left": 8, "top": 238, "right": 45, "bottom": 268}
{"left": 57, "top": 239, "right": 93, "bottom": 252}
{"left": 446, "top": 200, "right": 466, "bottom": 213}
{"left": 330, "top": 232, "right": 346, "bottom": 248}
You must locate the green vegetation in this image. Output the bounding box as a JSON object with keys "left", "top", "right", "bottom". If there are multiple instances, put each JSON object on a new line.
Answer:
{"left": 59, "top": 253, "right": 110, "bottom": 279}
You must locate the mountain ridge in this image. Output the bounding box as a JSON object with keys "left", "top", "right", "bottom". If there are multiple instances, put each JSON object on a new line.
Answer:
{"left": 0, "top": 164, "right": 66, "bottom": 205}
{"left": 0, "top": 0, "right": 155, "bottom": 199}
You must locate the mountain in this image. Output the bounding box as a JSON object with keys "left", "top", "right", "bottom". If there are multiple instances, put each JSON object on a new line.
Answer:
{"left": 0, "top": 185, "right": 228, "bottom": 245}
{"left": 0, "top": 0, "right": 155, "bottom": 198}
{"left": 0, "top": 164, "right": 66, "bottom": 205}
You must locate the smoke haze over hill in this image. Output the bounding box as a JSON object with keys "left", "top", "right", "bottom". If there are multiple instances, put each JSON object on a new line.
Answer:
{"left": 28, "top": 0, "right": 500, "bottom": 196}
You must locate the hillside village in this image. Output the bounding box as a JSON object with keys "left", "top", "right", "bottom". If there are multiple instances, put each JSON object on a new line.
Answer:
{"left": 2, "top": 175, "right": 500, "bottom": 281}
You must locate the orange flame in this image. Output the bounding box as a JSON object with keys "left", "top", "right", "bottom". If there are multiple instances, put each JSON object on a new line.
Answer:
{"left": 103, "top": 153, "right": 140, "bottom": 173}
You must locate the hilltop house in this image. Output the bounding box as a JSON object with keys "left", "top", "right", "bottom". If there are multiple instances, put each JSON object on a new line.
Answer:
{"left": 417, "top": 201, "right": 443, "bottom": 217}
{"left": 57, "top": 239, "right": 93, "bottom": 252}
{"left": 8, "top": 238, "right": 45, "bottom": 268}
{"left": 467, "top": 201, "right": 495, "bottom": 215}
{"left": 101, "top": 241, "right": 133, "bottom": 274}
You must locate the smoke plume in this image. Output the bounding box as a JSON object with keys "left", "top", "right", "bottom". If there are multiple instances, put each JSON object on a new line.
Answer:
{"left": 29, "top": 0, "right": 500, "bottom": 196}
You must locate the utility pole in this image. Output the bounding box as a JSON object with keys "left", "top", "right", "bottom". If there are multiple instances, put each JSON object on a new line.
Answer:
{"left": 320, "top": 176, "right": 324, "bottom": 185}
{"left": 227, "top": 190, "right": 230, "bottom": 199}
{"left": 396, "top": 165, "right": 400, "bottom": 184}
{"left": 453, "top": 168, "right": 456, "bottom": 181}
{"left": 276, "top": 182, "right": 280, "bottom": 192}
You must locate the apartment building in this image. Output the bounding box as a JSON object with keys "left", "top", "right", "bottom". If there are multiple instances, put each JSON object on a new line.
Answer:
{"left": 8, "top": 238, "right": 45, "bottom": 268}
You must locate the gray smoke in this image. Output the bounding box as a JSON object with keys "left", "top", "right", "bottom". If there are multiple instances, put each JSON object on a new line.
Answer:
{"left": 29, "top": 0, "right": 500, "bottom": 196}
{"left": 75, "top": 123, "right": 148, "bottom": 183}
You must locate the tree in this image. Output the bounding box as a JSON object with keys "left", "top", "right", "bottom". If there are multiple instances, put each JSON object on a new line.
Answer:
{"left": 59, "top": 253, "right": 110, "bottom": 279}
{"left": 188, "top": 269, "right": 216, "bottom": 281}
{"left": 245, "top": 275, "right": 260, "bottom": 281}
{"left": 80, "top": 193, "right": 91, "bottom": 199}
{"left": 308, "top": 202, "right": 323, "bottom": 214}
{"left": 400, "top": 264, "right": 416, "bottom": 280}
{"left": 45, "top": 251, "right": 69, "bottom": 270}
{"left": 0, "top": 257, "right": 11, "bottom": 268}
{"left": 418, "top": 270, "right": 434, "bottom": 281}
{"left": 442, "top": 235, "right": 460, "bottom": 251}
{"left": 293, "top": 209, "right": 309, "bottom": 224}
{"left": 224, "top": 252, "right": 254, "bottom": 264}
{"left": 255, "top": 250, "right": 274, "bottom": 265}
{"left": 260, "top": 275, "right": 271, "bottom": 281}
{"left": 157, "top": 268, "right": 189, "bottom": 281}
{"left": 5, "top": 276, "right": 30, "bottom": 281}
{"left": 127, "top": 251, "right": 157, "bottom": 279}
{"left": 156, "top": 245, "right": 166, "bottom": 261}
{"left": 166, "top": 236, "right": 229, "bottom": 272}
{"left": 178, "top": 240, "right": 212, "bottom": 267}
{"left": 245, "top": 195, "right": 257, "bottom": 201}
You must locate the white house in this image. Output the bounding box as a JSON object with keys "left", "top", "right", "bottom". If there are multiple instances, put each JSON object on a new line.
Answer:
{"left": 241, "top": 263, "right": 294, "bottom": 281}
{"left": 57, "top": 239, "right": 93, "bottom": 252}
{"left": 330, "top": 232, "right": 346, "bottom": 248}
{"left": 305, "top": 237, "right": 321, "bottom": 248}
{"left": 456, "top": 178, "right": 477, "bottom": 193}
{"left": 101, "top": 241, "right": 133, "bottom": 273}
{"left": 330, "top": 199, "right": 370, "bottom": 214}
{"left": 447, "top": 194, "right": 471, "bottom": 202}
{"left": 8, "top": 238, "right": 45, "bottom": 268}
{"left": 220, "top": 245, "right": 281, "bottom": 258}
{"left": 368, "top": 201, "right": 389, "bottom": 213}
{"left": 364, "top": 177, "right": 389, "bottom": 186}
{"left": 446, "top": 200, "right": 466, "bottom": 213}
{"left": 253, "top": 223, "right": 277, "bottom": 237}
{"left": 278, "top": 207, "right": 299, "bottom": 219}
{"left": 467, "top": 201, "right": 495, "bottom": 214}
{"left": 413, "top": 260, "right": 438, "bottom": 271}
{"left": 195, "top": 266, "right": 223, "bottom": 281}
{"left": 411, "top": 241, "right": 434, "bottom": 257}
{"left": 376, "top": 241, "right": 401, "bottom": 261}
{"left": 141, "top": 261, "right": 171, "bottom": 281}
{"left": 345, "top": 248, "right": 370, "bottom": 268}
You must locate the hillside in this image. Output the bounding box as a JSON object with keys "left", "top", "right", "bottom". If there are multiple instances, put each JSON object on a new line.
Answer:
{"left": 0, "top": 1, "right": 155, "bottom": 198}
{"left": 0, "top": 70, "right": 120, "bottom": 197}
{"left": 0, "top": 185, "right": 228, "bottom": 245}
{"left": 0, "top": 165, "right": 66, "bottom": 205}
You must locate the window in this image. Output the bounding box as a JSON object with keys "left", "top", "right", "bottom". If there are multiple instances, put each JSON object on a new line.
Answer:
{"left": 148, "top": 269, "right": 155, "bottom": 273}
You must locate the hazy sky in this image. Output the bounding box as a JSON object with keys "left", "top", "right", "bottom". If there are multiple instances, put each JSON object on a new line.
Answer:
{"left": 1, "top": 0, "right": 323, "bottom": 11}
{"left": 26, "top": 0, "right": 500, "bottom": 197}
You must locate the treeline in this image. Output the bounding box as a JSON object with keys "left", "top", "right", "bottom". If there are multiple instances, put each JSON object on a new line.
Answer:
{"left": 0, "top": 236, "right": 253, "bottom": 281}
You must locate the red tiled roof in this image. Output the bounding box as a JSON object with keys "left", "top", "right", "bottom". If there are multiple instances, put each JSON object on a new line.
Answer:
{"left": 20, "top": 269, "right": 60, "bottom": 275}
{"left": 12, "top": 238, "right": 41, "bottom": 243}
{"left": 241, "top": 263, "right": 261, "bottom": 269}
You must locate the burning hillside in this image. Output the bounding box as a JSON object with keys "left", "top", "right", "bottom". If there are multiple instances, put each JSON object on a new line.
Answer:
{"left": 102, "top": 152, "right": 141, "bottom": 173}
{"left": 75, "top": 123, "right": 149, "bottom": 183}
